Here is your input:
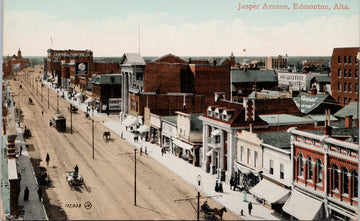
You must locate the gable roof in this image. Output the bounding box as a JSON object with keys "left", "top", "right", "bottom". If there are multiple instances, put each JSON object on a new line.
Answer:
{"left": 151, "top": 53, "right": 188, "bottom": 63}
{"left": 254, "top": 98, "right": 300, "bottom": 115}
{"left": 231, "top": 69, "right": 278, "bottom": 83}
{"left": 120, "top": 53, "right": 145, "bottom": 65}
{"left": 292, "top": 92, "right": 339, "bottom": 114}
{"left": 334, "top": 102, "right": 359, "bottom": 119}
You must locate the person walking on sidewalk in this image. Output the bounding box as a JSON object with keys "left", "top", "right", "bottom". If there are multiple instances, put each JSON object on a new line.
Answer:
{"left": 20, "top": 146, "right": 23, "bottom": 155}
{"left": 161, "top": 147, "right": 164, "bottom": 156}
{"left": 37, "top": 188, "right": 42, "bottom": 201}
{"left": 24, "top": 187, "right": 29, "bottom": 201}
{"left": 248, "top": 202, "right": 253, "bottom": 215}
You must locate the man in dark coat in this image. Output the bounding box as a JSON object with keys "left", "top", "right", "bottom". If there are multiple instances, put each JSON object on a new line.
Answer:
{"left": 248, "top": 202, "right": 253, "bottom": 215}
{"left": 46, "top": 153, "right": 50, "bottom": 166}
{"left": 24, "top": 187, "right": 29, "bottom": 201}
{"left": 37, "top": 188, "right": 42, "bottom": 201}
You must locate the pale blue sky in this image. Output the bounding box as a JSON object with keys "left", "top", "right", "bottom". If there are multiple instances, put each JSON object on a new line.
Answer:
{"left": 3, "top": 0, "right": 360, "bottom": 56}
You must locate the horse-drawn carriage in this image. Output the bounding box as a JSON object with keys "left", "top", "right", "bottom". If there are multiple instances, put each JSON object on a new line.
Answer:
{"left": 68, "top": 105, "right": 78, "bottom": 113}
{"left": 66, "top": 171, "right": 84, "bottom": 188}
{"left": 201, "top": 201, "right": 227, "bottom": 220}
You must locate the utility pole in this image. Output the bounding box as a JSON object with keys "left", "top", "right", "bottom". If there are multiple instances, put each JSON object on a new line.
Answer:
{"left": 197, "top": 192, "right": 200, "bottom": 221}
{"left": 48, "top": 87, "right": 49, "bottom": 109}
{"left": 92, "top": 119, "right": 94, "bottom": 159}
{"left": 70, "top": 104, "right": 73, "bottom": 134}
{"left": 134, "top": 149, "right": 137, "bottom": 206}
{"left": 41, "top": 85, "right": 43, "bottom": 102}
{"left": 57, "top": 95, "right": 59, "bottom": 113}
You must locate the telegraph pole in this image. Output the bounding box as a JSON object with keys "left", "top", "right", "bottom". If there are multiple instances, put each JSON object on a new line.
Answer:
{"left": 48, "top": 87, "right": 49, "bottom": 109}
{"left": 57, "top": 95, "right": 59, "bottom": 113}
{"left": 70, "top": 104, "right": 73, "bottom": 134}
{"left": 92, "top": 119, "right": 94, "bottom": 159}
{"left": 134, "top": 149, "right": 137, "bottom": 206}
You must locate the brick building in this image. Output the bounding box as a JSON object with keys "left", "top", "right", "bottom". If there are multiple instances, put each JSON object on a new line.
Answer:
{"left": 287, "top": 127, "right": 358, "bottom": 220}
{"left": 2, "top": 49, "right": 29, "bottom": 77}
{"left": 265, "top": 55, "right": 288, "bottom": 70}
{"left": 330, "top": 47, "right": 360, "bottom": 106}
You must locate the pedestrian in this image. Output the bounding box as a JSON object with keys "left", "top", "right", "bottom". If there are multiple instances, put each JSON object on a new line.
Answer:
{"left": 20, "top": 146, "right": 23, "bottom": 155}
{"left": 240, "top": 209, "right": 244, "bottom": 216}
{"left": 46, "top": 153, "right": 50, "bottom": 166}
{"left": 42, "top": 110, "right": 44, "bottom": 117}
{"left": 215, "top": 180, "right": 219, "bottom": 192}
{"left": 219, "top": 181, "right": 223, "bottom": 193}
{"left": 74, "top": 165, "right": 79, "bottom": 174}
{"left": 248, "top": 202, "right": 252, "bottom": 215}
{"left": 230, "top": 176, "right": 234, "bottom": 190}
{"left": 24, "top": 187, "right": 29, "bottom": 201}
{"left": 18, "top": 173, "right": 21, "bottom": 182}
{"left": 161, "top": 147, "right": 164, "bottom": 156}
{"left": 37, "top": 188, "right": 42, "bottom": 201}
{"left": 145, "top": 146, "right": 147, "bottom": 155}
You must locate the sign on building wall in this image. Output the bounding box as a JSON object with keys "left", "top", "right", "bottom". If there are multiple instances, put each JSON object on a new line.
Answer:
{"left": 76, "top": 62, "right": 88, "bottom": 75}
{"left": 109, "top": 98, "right": 122, "bottom": 110}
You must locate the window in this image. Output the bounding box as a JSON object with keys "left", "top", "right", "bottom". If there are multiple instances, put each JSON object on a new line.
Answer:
{"left": 316, "top": 159, "right": 323, "bottom": 184}
{"left": 254, "top": 151, "right": 258, "bottom": 168}
{"left": 342, "top": 168, "right": 349, "bottom": 195}
{"left": 338, "top": 97, "right": 341, "bottom": 103}
{"left": 338, "top": 69, "right": 341, "bottom": 78}
{"left": 299, "top": 154, "right": 304, "bottom": 177}
{"left": 349, "top": 70, "right": 352, "bottom": 78}
{"left": 247, "top": 149, "right": 251, "bottom": 165}
{"left": 349, "top": 84, "right": 352, "bottom": 93}
{"left": 307, "top": 157, "right": 313, "bottom": 181}
{"left": 338, "top": 56, "right": 341, "bottom": 63}
{"left": 344, "top": 83, "right": 347, "bottom": 92}
{"left": 214, "top": 135, "right": 220, "bottom": 144}
{"left": 352, "top": 171, "right": 358, "bottom": 198}
{"left": 338, "top": 83, "right": 341, "bottom": 92}
{"left": 356, "top": 70, "right": 358, "bottom": 78}
{"left": 280, "top": 163, "right": 284, "bottom": 179}
{"left": 344, "top": 69, "right": 347, "bottom": 78}
{"left": 332, "top": 165, "right": 339, "bottom": 191}
{"left": 241, "top": 146, "right": 244, "bottom": 162}
{"left": 344, "top": 56, "right": 347, "bottom": 64}
{"left": 349, "top": 56, "right": 352, "bottom": 64}
{"left": 270, "top": 160, "right": 274, "bottom": 175}
{"left": 344, "top": 98, "right": 347, "bottom": 105}
{"left": 356, "top": 84, "right": 359, "bottom": 93}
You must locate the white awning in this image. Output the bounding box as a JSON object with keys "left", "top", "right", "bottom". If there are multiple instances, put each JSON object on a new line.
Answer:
{"left": 136, "top": 125, "right": 150, "bottom": 134}
{"left": 234, "top": 162, "right": 252, "bottom": 175}
{"left": 283, "top": 190, "right": 323, "bottom": 220}
{"left": 85, "top": 97, "right": 94, "bottom": 103}
{"left": 211, "top": 129, "right": 221, "bottom": 136}
{"left": 123, "top": 116, "right": 139, "bottom": 127}
{"left": 206, "top": 149, "right": 213, "bottom": 156}
{"left": 250, "top": 178, "right": 290, "bottom": 204}
{"left": 173, "top": 139, "right": 193, "bottom": 150}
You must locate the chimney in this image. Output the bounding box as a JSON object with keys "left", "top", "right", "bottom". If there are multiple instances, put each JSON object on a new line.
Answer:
{"left": 324, "top": 125, "right": 332, "bottom": 136}
{"left": 311, "top": 87, "right": 317, "bottom": 96}
{"left": 345, "top": 115, "right": 353, "bottom": 128}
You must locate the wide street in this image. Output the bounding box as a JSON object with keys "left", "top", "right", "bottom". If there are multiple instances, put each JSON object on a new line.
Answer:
{"left": 8, "top": 66, "right": 241, "bottom": 220}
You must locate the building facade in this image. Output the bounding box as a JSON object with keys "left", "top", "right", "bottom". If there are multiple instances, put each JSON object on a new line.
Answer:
{"left": 330, "top": 47, "right": 360, "bottom": 106}
{"left": 287, "top": 127, "right": 358, "bottom": 220}
{"left": 2, "top": 49, "right": 29, "bottom": 77}
{"left": 265, "top": 55, "right": 288, "bottom": 70}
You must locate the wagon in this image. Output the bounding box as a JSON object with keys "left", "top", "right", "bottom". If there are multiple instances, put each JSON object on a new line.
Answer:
{"left": 65, "top": 171, "right": 84, "bottom": 188}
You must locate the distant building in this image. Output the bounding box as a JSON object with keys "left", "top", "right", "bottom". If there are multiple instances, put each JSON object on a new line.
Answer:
{"left": 302, "top": 60, "right": 325, "bottom": 68}
{"left": 231, "top": 69, "right": 278, "bottom": 101}
{"left": 330, "top": 47, "right": 360, "bottom": 106}
{"left": 2, "top": 49, "right": 29, "bottom": 77}
{"left": 286, "top": 127, "right": 358, "bottom": 220}
{"left": 310, "top": 75, "right": 331, "bottom": 93}
{"left": 265, "top": 55, "right": 288, "bottom": 70}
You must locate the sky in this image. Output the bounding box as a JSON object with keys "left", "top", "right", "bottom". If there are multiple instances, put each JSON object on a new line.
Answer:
{"left": 2, "top": 0, "right": 360, "bottom": 57}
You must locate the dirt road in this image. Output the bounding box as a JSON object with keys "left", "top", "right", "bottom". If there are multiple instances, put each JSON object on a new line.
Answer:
{"left": 8, "top": 66, "right": 241, "bottom": 220}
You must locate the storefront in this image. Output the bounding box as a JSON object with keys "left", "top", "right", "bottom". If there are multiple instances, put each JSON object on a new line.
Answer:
{"left": 150, "top": 114, "right": 161, "bottom": 145}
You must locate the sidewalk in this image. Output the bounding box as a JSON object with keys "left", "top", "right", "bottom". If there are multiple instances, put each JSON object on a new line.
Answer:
{"left": 103, "top": 120, "right": 283, "bottom": 220}
{"left": 5, "top": 81, "right": 48, "bottom": 220}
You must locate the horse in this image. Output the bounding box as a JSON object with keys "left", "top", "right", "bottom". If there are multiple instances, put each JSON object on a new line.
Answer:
{"left": 212, "top": 207, "right": 227, "bottom": 220}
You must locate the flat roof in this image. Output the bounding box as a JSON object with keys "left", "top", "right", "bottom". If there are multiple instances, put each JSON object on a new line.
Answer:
{"left": 259, "top": 114, "right": 315, "bottom": 126}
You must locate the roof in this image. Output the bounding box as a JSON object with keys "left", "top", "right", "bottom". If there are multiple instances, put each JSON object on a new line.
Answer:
{"left": 250, "top": 178, "right": 290, "bottom": 204}
{"left": 231, "top": 69, "right": 278, "bottom": 83}
{"left": 161, "top": 116, "right": 178, "bottom": 125}
{"left": 334, "top": 102, "right": 359, "bottom": 119}
{"left": 120, "top": 53, "right": 145, "bottom": 65}
{"left": 259, "top": 114, "right": 315, "bottom": 126}
{"left": 307, "top": 114, "right": 338, "bottom": 122}
{"left": 254, "top": 98, "right": 300, "bottom": 115}
{"left": 258, "top": 131, "right": 292, "bottom": 149}
{"left": 151, "top": 53, "right": 188, "bottom": 63}
{"left": 292, "top": 92, "right": 331, "bottom": 114}
{"left": 190, "top": 114, "right": 203, "bottom": 132}
{"left": 313, "top": 75, "right": 330, "bottom": 83}
{"left": 91, "top": 74, "right": 122, "bottom": 85}
{"left": 248, "top": 89, "right": 291, "bottom": 99}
